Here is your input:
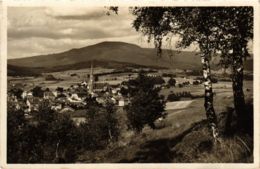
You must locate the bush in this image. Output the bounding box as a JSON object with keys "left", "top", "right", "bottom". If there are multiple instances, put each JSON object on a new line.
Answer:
{"left": 167, "top": 92, "right": 192, "bottom": 101}
{"left": 56, "top": 87, "right": 64, "bottom": 93}
{"left": 9, "top": 87, "right": 23, "bottom": 99}
{"left": 32, "top": 86, "right": 44, "bottom": 98}
{"left": 70, "top": 73, "right": 77, "bottom": 77}
{"left": 211, "top": 77, "right": 218, "bottom": 83}
{"left": 168, "top": 78, "right": 176, "bottom": 87}
{"left": 162, "top": 73, "right": 176, "bottom": 78}
{"left": 152, "top": 76, "right": 165, "bottom": 85}
{"left": 45, "top": 74, "right": 57, "bottom": 81}
{"left": 167, "top": 93, "right": 180, "bottom": 101}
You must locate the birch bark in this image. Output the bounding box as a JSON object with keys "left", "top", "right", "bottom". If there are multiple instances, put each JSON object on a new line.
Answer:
{"left": 201, "top": 52, "right": 219, "bottom": 139}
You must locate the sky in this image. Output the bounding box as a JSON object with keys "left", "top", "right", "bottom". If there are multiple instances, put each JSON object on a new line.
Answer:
{"left": 7, "top": 7, "right": 253, "bottom": 59}
{"left": 8, "top": 7, "right": 159, "bottom": 59}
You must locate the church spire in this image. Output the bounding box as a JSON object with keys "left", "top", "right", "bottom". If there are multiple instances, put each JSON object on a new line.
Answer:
{"left": 88, "top": 60, "right": 94, "bottom": 94}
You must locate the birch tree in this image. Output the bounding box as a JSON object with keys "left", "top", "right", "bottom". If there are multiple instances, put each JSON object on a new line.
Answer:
{"left": 110, "top": 6, "right": 253, "bottom": 137}
{"left": 214, "top": 7, "right": 253, "bottom": 131}
{"left": 131, "top": 7, "right": 220, "bottom": 140}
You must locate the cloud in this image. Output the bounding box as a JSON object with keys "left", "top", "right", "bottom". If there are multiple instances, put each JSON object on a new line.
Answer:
{"left": 8, "top": 26, "right": 123, "bottom": 40}
{"left": 8, "top": 7, "right": 137, "bottom": 40}
{"left": 8, "top": 7, "right": 146, "bottom": 59}
{"left": 44, "top": 7, "right": 128, "bottom": 21}
{"left": 44, "top": 7, "right": 108, "bottom": 20}
{"left": 46, "top": 8, "right": 106, "bottom": 20}
{"left": 8, "top": 7, "right": 199, "bottom": 59}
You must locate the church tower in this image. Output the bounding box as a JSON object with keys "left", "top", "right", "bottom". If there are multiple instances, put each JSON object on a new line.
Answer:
{"left": 88, "top": 61, "right": 94, "bottom": 94}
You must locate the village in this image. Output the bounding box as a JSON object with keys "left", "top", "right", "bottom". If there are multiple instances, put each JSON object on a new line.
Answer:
{"left": 7, "top": 62, "right": 207, "bottom": 126}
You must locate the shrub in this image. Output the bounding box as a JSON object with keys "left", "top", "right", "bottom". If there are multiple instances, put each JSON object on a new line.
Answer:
{"left": 56, "top": 87, "right": 64, "bottom": 93}
{"left": 45, "top": 74, "right": 57, "bottom": 81}
{"left": 168, "top": 78, "right": 176, "bottom": 87}
{"left": 70, "top": 73, "right": 77, "bottom": 77}
{"left": 9, "top": 87, "right": 23, "bottom": 99}
{"left": 32, "top": 86, "right": 44, "bottom": 98}
{"left": 152, "top": 76, "right": 165, "bottom": 85}
{"left": 167, "top": 92, "right": 192, "bottom": 101}
{"left": 211, "top": 77, "right": 218, "bottom": 83}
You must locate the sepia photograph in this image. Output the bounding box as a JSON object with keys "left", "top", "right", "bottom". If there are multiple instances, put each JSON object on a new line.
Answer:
{"left": 1, "top": 1, "right": 259, "bottom": 168}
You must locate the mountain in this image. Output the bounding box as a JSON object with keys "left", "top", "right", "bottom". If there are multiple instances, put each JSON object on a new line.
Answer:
{"left": 8, "top": 41, "right": 253, "bottom": 76}
{"left": 7, "top": 64, "right": 43, "bottom": 76}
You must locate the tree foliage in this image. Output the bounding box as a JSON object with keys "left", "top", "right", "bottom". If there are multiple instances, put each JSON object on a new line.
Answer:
{"left": 124, "top": 73, "right": 165, "bottom": 132}
{"left": 8, "top": 95, "right": 122, "bottom": 162}
{"left": 130, "top": 7, "right": 253, "bottom": 133}
{"left": 79, "top": 96, "right": 120, "bottom": 150}
{"left": 32, "top": 86, "right": 44, "bottom": 98}
{"left": 9, "top": 87, "right": 23, "bottom": 99}
{"left": 168, "top": 77, "right": 176, "bottom": 86}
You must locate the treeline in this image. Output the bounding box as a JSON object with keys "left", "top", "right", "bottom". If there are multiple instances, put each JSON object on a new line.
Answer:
{"left": 96, "top": 68, "right": 157, "bottom": 77}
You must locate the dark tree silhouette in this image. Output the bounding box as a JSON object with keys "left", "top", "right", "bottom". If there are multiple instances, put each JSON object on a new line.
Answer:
{"left": 125, "top": 73, "right": 165, "bottom": 132}
{"left": 9, "top": 87, "right": 23, "bottom": 99}
{"left": 32, "top": 86, "right": 44, "bottom": 98}
{"left": 168, "top": 77, "right": 176, "bottom": 87}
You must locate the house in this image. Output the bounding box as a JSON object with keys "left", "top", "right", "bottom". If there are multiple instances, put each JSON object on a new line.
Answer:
{"left": 70, "top": 93, "right": 81, "bottom": 101}
{"left": 21, "top": 91, "right": 27, "bottom": 99}
{"left": 71, "top": 109, "right": 87, "bottom": 126}
{"left": 51, "top": 103, "right": 63, "bottom": 111}
{"left": 44, "top": 90, "right": 56, "bottom": 100}
{"left": 81, "top": 81, "right": 88, "bottom": 87}
{"left": 26, "top": 97, "right": 42, "bottom": 112}
{"left": 96, "top": 97, "right": 106, "bottom": 104}
{"left": 20, "top": 91, "right": 33, "bottom": 99}
{"left": 112, "top": 89, "right": 117, "bottom": 94}
{"left": 68, "top": 97, "right": 81, "bottom": 103}
{"left": 118, "top": 98, "right": 128, "bottom": 107}
{"left": 52, "top": 91, "right": 58, "bottom": 97}
{"left": 25, "top": 99, "right": 31, "bottom": 112}
{"left": 27, "top": 92, "right": 33, "bottom": 99}
{"left": 59, "top": 106, "right": 75, "bottom": 114}
{"left": 72, "top": 117, "right": 86, "bottom": 126}
{"left": 154, "top": 84, "right": 162, "bottom": 89}
{"left": 111, "top": 97, "right": 117, "bottom": 104}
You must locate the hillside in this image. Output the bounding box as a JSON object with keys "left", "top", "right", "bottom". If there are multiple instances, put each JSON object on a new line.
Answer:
{"left": 8, "top": 41, "right": 253, "bottom": 76}
{"left": 7, "top": 64, "right": 42, "bottom": 76}
{"left": 77, "top": 99, "right": 253, "bottom": 163}
{"left": 8, "top": 41, "right": 201, "bottom": 70}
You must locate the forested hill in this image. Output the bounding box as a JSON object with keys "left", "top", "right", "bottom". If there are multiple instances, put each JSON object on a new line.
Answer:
{"left": 8, "top": 41, "right": 253, "bottom": 76}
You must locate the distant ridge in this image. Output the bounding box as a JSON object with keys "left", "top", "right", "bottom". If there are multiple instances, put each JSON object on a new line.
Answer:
{"left": 8, "top": 41, "right": 253, "bottom": 76}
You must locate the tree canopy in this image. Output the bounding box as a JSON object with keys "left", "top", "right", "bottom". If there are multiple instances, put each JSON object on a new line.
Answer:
{"left": 125, "top": 73, "right": 165, "bottom": 132}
